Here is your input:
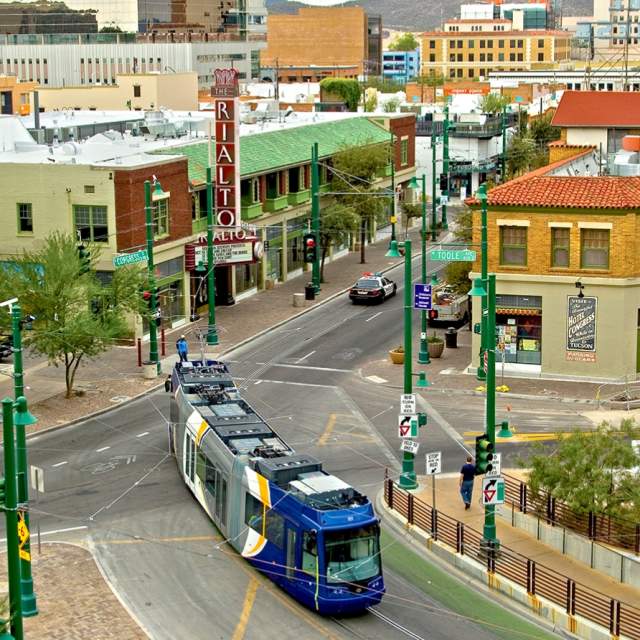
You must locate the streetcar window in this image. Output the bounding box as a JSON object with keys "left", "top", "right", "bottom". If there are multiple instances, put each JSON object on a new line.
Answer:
{"left": 217, "top": 477, "right": 227, "bottom": 526}
{"left": 245, "top": 493, "right": 263, "bottom": 532}
{"left": 204, "top": 459, "right": 216, "bottom": 496}
{"left": 266, "top": 511, "right": 284, "bottom": 549}
{"left": 325, "top": 525, "right": 380, "bottom": 584}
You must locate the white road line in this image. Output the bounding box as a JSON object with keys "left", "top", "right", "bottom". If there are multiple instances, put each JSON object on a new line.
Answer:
{"left": 365, "top": 312, "right": 383, "bottom": 323}
{"left": 254, "top": 380, "right": 262, "bottom": 385}
{"left": 136, "top": 431, "right": 149, "bottom": 438}
{"left": 295, "top": 350, "right": 316, "bottom": 363}
{"left": 237, "top": 378, "right": 335, "bottom": 389}
{"left": 268, "top": 363, "right": 353, "bottom": 373}
{"left": 366, "top": 375, "right": 388, "bottom": 384}
{"left": 52, "top": 461, "right": 68, "bottom": 467}
{"left": 0, "top": 525, "right": 88, "bottom": 544}
{"left": 96, "top": 446, "right": 111, "bottom": 453}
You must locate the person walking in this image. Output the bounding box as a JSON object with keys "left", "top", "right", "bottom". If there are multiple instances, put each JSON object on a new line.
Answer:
{"left": 176, "top": 334, "right": 188, "bottom": 362}
{"left": 459, "top": 455, "right": 476, "bottom": 510}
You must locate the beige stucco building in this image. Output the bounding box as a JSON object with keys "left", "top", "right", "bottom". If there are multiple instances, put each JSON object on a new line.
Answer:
{"left": 37, "top": 73, "right": 198, "bottom": 113}
{"left": 466, "top": 147, "right": 640, "bottom": 382}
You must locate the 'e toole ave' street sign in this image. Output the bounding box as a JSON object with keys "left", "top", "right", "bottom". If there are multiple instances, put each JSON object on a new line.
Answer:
{"left": 430, "top": 249, "right": 477, "bottom": 262}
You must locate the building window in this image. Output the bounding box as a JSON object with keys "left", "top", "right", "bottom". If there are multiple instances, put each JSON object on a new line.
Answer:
{"left": 73, "top": 205, "right": 108, "bottom": 242}
{"left": 457, "top": 68, "right": 463, "bottom": 77}
{"left": 450, "top": 53, "right": 456, "bottom": 62}
{"left": 488, "top": 53, "right": 494, "bottom": 61}
{"left": 498, "top": 40, "right": 504, "bottom": 48}
{"left": 153, "top": 199, "right": 170, "bottom": 238}
{"left": 510, "top": 53, "right": 516, "bottom": 61}
{"left": 468, "top": 68, "right": 474, "bottom": 77}
{"left": 480, "top": 53, "right": 486, "bottom": 62}
{"left": 538, "top": 39, "right": 544, "bottom": 47}
{"left": 133, "top": 85, "right": 141, "bottom": 97}
{"left": 551, "top": 227, "right": 570, "bottom": 267}
{"left": 430, "top": 54, "right": 436, "bottom": 62}
{"left": 487, "top": 40, "right": 493, "bottom": 48}
{"left": 457, "top": 40, "right": 463, "bottom": 48}
{"left": 517, "top": 53, "right": 524, "bottom": 61}
{"left": 450, "top": 40, "right": 456, "bottom": 48}
{"left": 468, "top": 40, "right": 474, "bottom": 48}
{"left": 401, "top": 139, "right": 408, "bottom": 165}
{"left": 17, "top": 203, "right": 33, "bottom": 233}
{"left": 517, "top": 39, "right": 523, "bottom": 48}
{"left": 538, "top": 52, "right": 544, "bottom": 61}
{"left": 430, "top": 40, "right": 436, "bottom": 48}
{"left": 468, "top": 53, "right": 474, "bottom": 62}
{"left": 458, "top": 53, "right": 463, "bottom": 61}
{"left": 84, "top": 185, "right": 95, "bottom": 194}
{"left": 510, "top": 39, "right": 516, "bottom": 48}
{"left": 480, "top": 40, "right": 485, "bottom": 48}
{"left": 580, "top": 229, "right": 609, "bottom": 269}
{"left": 499, "top": 53, "right": 505, "bottom": 61}
{"left": 450, "top": 69, "right": 456, "bottom": 78}
{"left": 500, "top": 226, "right": 527, "bottom": 266}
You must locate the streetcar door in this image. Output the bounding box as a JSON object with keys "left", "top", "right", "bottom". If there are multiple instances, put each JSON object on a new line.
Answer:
{"left": 184, "top": 431, "right": 196, "bottom": 490}
{"left": 286, "top": 528, "right": 297, "bottom": 579}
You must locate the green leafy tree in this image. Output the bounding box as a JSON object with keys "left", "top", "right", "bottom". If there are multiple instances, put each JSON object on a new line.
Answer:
{"left": 506, "top": 134, "right": 540, "bottom": 177}
{"left": 331, "top": 142, "right": 389, "bottom": 264}
{"left": 444, "top": 207, "right": 473, "bottom": 295}
{"left": 319, "top": 78, "right": 361, "bottom": 112}
{"left": 319, "top": 203, "right": 360, "bottom": 281}
{"left": 0, "top": 232, "right": 149, "bottom": 398}
{"left": 364, "top": 93, "right": 378, "bottom": 112}
{"left": 480, "top": 93, "right": 510, "bottom": 114}
{"left": 362, "top": 75, "right": 404, "bottom": 94}
{"left": 99, "top": 25, "right": 123, "bottom": 32}
{"left": 388, "top": 32, "right": 419, "bottom": 51}
{"left": 524, "top": 420, "right": 640, "bottom": 520}
{"left": 383, "top": 98, "right": 400, "bottom": 113}
{"left": 400, "top": 202, "right": 421, "bottom": 237}
{"left": 529, "top": 112, "right": 561, "bottom": 146}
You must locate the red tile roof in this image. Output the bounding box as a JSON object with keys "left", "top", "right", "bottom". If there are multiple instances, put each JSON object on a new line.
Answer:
{"left": 468, "top": 176, "right": 640, "bottom": 209}
{"left": 552, "top": 91, "right": 640, "bottom": 128}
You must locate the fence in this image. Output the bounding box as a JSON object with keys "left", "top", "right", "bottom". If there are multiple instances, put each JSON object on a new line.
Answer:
{"left": 384, "top": 478, "right": 640, "bottom": 640}
{"left": 502, "top": 473, "right": 640, "bottom": 554}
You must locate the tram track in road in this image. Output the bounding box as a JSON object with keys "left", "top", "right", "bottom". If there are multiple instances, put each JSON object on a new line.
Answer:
{"left": 329, "top": 607, "right": 428, "bottom": 640}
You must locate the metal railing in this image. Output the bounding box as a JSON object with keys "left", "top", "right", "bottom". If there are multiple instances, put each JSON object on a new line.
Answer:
{"left": 384, "top": 477, "right": 640, "bottom": 640}
{"left": 503, "top": 473, "right": 640, "bottom": 554}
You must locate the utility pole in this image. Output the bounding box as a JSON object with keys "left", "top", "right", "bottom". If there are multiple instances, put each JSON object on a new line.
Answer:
{"left": 500, "top": 106, "right": 507, "bottom": 183}
{"left": 431, "top": 140, "right": 437, "bottom": 242}
{"left": 3, "top": 397, "right": 24, "bottom": 640}
{"left": 311, "top": 142, "right": 321, "bottom": 293}
{"left": 484, "top": 274, "right": 497, "bottom": 543}
{"left": 205, "top": 167, "right": 219, "bottom": 345}
{"left": 398, "top": 239, "right": 418, "bottom": 490}
{"left": 477, "top": 184, "right": 488, "bottom": 381}
{"left": 144, "top": 180, "right": 160, "bottom": 375}
{"left": 624, "top": 0, "right": 631, "bottom": 91}
{"left": 390, "top": 131, "right": 397, "bottom": 246}
{"left": 441, "top": 104, "right": 450, "bottom": 230}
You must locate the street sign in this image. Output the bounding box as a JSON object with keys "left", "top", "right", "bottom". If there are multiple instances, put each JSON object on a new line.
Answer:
{"left": 425, "top": 451, "right": 441, "bottom": 475}
{"left": 430, "top": 249, "right": 477, "bottom": 262}
{"left": 17, "top": 511, "right": 30, "bottom": 562}
{"left": 30, "top": 465, "right": 44, "bottom": 493}
{"left": 398, "top": 414, "right": 419, "bottom": 438}
{"left": 400, "top": 393, "right": 416, "bottom": 415}
{"left": 482, "top": 477, "right": 505, "bottom": 505}
{"left": 486, "top": 452, "right": 501, "bottom": 478}
{"left": 401, "top": 439, "right": 420, "bottom": 455}
{"left": 113, "top": 249, "right": 148, "bottom": 268}
{"left": 413, "top": 284, "right": 432, "bottom": 310}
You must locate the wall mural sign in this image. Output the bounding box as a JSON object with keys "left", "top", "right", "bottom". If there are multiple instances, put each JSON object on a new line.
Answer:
{"left": 212, "top": 67, "right": 240, "bottom": 228}
{"left": 566, "top": 295, "right": 597, "bottom": 354}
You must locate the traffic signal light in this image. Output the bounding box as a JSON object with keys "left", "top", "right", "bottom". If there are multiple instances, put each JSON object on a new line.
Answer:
{"left": 303, "top": 233, "right": 317, "bottom": 263}
{"left": 142, "top": 290, "right": 152, "bottom": 307}
{"left": 428, "top": 309, "right": 439, "bottom": 320}
{"left": 475, "top": 434, "right": 494, "bottom": 475}
{"left": 439, "top": 174, "right": 449, "bottom": 193}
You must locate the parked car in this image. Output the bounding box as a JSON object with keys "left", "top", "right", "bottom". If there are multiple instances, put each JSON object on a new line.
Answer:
{"left": 349, "top": 273, "right": 397, "bottom": 304}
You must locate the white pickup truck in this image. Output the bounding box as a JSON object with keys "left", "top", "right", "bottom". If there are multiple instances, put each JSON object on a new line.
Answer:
{"left": 431, "top": 284, "right": 470, "bottom": 325}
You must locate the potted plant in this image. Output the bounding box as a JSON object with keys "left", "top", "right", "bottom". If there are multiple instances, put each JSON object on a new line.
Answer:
{"left": 388, "top": 346, "right": 404, "bottom": 365}
{"left": 427, "top": 333, "right": 444, "bottom": 358}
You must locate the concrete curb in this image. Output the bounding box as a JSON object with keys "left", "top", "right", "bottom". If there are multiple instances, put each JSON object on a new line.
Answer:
{"left": 376, "top": 490, "right": 617, "bottom": 640}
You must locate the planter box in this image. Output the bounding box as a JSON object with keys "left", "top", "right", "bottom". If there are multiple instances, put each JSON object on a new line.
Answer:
{"left": 389, "top": 349, "right": 404, "bottom": 365}
{"left": 241, "top": 202, "right": 263, "bottom": 220}
{"left": 428, "top": 341, "right": 444, "bottom": 358}
{"left": 287, "top": 189, "right": 310, "bottom": 206}
{"left": 264, "top": 195, "right": 289, "bottom": 212}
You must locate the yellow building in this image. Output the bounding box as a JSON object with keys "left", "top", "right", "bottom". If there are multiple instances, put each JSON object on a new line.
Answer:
{"left": 466, "top": 148, "right": 640, "bottom": 381}
{"left": 421, "top": 18, "right": 571, "bottom": 80}
{"left": 37, "top": 73, "right": 198, "bottom": 112}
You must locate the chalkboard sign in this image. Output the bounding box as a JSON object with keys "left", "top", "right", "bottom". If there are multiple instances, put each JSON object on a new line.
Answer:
{"left": 566, "top": 296, "right": 597, "bottom": 352}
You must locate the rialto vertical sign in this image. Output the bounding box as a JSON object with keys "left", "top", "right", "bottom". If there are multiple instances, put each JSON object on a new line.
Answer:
{"left": 212, "top": 68, "right": 240, "bottom": 228}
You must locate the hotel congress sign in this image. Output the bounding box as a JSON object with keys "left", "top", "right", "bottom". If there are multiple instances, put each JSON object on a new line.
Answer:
{"left": 566, "top": 295, "right": 597, "bottom": 361}
{"left": 212, "top": 67, "right": 240, "bottom": 228}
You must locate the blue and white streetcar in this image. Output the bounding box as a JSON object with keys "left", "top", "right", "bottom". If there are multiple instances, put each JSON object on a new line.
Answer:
{"left": 167, "top": 359, "right": 385, "bottom": 615}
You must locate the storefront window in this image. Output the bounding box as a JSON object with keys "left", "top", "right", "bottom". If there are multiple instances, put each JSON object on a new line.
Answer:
{"left": 266, "top": 223, "right": 283, "bottom": 282}
{"left": 236, "top": 262, "right": 257, "bottom": 294}
{"left": 496, "top": 295, "right": 541, "bottom": 365}
{"left": 500, "top": 226, "right": 527, "bottom": 266}
{"left": 580, "top": 229, "right": 609, "bottom": 269}
{"left": 287, "top": 215, "right": 307, "bottom": 273}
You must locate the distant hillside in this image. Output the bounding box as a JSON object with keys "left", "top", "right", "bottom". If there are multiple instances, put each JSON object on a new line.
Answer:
{"left": 265, "top": 0, "right": 593, "bottom": 31}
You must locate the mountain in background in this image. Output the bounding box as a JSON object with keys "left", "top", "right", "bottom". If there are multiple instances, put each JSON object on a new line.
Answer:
{"left": 265, "top": 0, "right": 593, "bottom": 31}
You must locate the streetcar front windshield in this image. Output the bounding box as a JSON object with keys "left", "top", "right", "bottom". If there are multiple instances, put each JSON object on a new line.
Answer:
{"left": 325, "top": 524, "right": 380, "bottom": 584}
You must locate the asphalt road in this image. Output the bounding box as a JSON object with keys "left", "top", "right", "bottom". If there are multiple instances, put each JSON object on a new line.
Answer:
{"left": 12, "top": 255, "right": 593, "bottom": 639}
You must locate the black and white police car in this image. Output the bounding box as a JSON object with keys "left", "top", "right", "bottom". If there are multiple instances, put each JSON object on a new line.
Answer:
{"left": 349, "top": 272, "right": 397, "bottom": 304}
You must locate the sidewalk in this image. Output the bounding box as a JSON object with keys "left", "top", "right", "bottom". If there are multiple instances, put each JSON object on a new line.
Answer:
{"left": 414, "top": 472, "right": 640, "bottom": 607}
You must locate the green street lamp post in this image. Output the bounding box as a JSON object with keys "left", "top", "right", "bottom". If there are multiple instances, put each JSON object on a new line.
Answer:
{"left": 205, "top": 167, "right": 219, "bottom": 345}
{"left": 441, "top": 104, "right": 450, "bottom": 231}
{"left": 477, "top": 184, "right": 488, "bottom": 381}
{"left": 398, "top": 239, "right": 418, "bottom": 490}
{"left": 10, "top": 304, "right": 38, "bottom": 617}
{"left": 385, "top": 133, "right": 402, "bottom": 258}
{"left": 408, "top": 175, "right": 430, "bottom": 365}
{"left": 3, "top": 397, "right": 24, "bottom": 640}
{"left": 311, "top": 142, "right": 321, "bottom": 292}
{"left": 144, "top": 180, "right": 160, "bottom": 375}
{"left": 501, "top": 106, "right": 507, "bottom": 182}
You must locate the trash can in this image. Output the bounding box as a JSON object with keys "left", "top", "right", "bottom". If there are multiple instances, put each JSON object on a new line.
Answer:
{"left": 142, "top": 360, "right": 158, "bottom": 380}
{"left": 445, "top": 327, "right": 458, "bottom": 349}
{"left": 305, "top": 283, "right": 316, "bottom": 301}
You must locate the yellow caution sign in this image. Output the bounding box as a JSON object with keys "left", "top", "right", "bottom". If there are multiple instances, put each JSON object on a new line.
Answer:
{"left": 17, "top": 512, "right": 31, "bottom": 562}
{"left": 19, "top": 549, "right": 31, "bottom": 562}
{"left": 390, "top": 216, "right": 397, "bottom": 224}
